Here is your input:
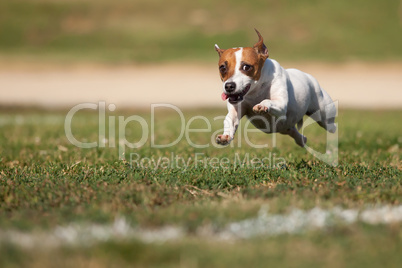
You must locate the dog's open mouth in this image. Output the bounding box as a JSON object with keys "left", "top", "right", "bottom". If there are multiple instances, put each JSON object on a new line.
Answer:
{"left": 221, "top": 84, "right": 251, "bottom": 104}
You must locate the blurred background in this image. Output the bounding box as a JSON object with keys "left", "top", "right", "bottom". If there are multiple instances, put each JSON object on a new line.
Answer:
{"left": 0, "top": 0, "right": 401, "bottom": 109}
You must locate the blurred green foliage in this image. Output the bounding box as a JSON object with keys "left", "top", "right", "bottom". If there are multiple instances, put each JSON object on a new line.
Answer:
{"left": 0, "top": 0, "right": 401, "bottom": 63}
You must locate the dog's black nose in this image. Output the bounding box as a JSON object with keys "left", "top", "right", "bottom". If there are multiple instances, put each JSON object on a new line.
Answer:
{"left": 225, "top": 82, "right": 236, "bottom": 92}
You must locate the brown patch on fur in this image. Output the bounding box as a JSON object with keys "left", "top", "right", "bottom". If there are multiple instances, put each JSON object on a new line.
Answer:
{"left": 215, "top": 29, "right": 269, "bottom": 82}
{"left": 241, "top": 47, "right": 267, "bottom": 81}
{"left": 217, "top": 48, "right": 240, "bottom": 81}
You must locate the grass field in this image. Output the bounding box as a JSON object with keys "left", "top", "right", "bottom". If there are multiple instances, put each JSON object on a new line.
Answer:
{"left": 1, "top": 0, "right": 401, "bottom": 266}
{"left": 0, "top": 0, "right": 402, "bottom": 268}
{"left": 0, "top": 107, "right": 401, "bottom": 267}
{"left": 1, "top": 0, "right": 401, "bottom": 63}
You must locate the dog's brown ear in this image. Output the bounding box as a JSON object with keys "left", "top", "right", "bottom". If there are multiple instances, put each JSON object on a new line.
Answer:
{"left": 215, "top": 44, "right": 225, "bottom": 57}
{"left": 253, "top": 29, "right": 269, "bottom": 59}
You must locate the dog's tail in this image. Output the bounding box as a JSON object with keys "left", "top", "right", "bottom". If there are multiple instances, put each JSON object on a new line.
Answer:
{"left": 297, "top": 119, "right": 303, "bottom": 130}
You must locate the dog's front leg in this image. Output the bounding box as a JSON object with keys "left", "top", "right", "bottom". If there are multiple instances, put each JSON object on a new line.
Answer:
{"left": 216, "top": 105, "right": 241, "bottom": 146}
{"left": 253, "top": 98, "right": 287, "bottom": 119}
{"left": 253, "top": 75, "right": 289, "bottom": 119}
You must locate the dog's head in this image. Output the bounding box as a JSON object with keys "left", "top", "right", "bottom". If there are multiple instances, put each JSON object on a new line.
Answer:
{"left": 215, "top": 29, "right": 269, "bottom": 104}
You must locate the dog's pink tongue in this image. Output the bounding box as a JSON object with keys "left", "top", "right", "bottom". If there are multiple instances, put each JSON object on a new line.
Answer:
{"left": 221, "top": 93, "right": 228, "bottom": 101}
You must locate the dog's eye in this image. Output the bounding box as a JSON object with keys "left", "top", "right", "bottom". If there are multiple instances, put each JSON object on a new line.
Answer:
{"left": 242, "top": 64, "right": 253, "bottom": 72}
{"left": 219, "top": 65, "right": 227, "bottom": 74}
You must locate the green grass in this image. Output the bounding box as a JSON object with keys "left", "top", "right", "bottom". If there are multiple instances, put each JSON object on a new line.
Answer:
{"left": 3, "top": 229, "right": 402, "bottom": 268}
{"left": 0, "top": 0, "right": 401, "bottom": 63}
{"left": 0, "top": 108, "right": 401, "bottom": 267}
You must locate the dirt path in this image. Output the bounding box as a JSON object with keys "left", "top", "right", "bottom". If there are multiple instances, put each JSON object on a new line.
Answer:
{"left": 0, "top": 62, "right": 401, "bottom": 110}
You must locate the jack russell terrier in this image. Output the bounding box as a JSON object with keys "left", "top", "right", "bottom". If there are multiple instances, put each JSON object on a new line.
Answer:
{"left": 215, "top": 29, "right": 336, "bottom": 147}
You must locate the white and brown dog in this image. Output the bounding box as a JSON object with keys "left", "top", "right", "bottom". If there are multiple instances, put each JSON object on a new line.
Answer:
{"left": 215, "top": 29, "right": 336, "bottom": 147}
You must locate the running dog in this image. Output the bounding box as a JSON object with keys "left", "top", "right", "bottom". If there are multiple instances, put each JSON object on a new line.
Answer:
{"left": 215, "top": 29, "right": 336, "bottom": 147}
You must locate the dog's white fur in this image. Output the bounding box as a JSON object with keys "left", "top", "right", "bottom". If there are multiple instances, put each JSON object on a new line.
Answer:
{"left": 215, "top": 36, "right": 336, "bottom": 147}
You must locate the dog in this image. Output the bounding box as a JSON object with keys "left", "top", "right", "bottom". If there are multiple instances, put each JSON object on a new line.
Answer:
{"left": 215, "top": 29, "right": 336, "bottom": 147}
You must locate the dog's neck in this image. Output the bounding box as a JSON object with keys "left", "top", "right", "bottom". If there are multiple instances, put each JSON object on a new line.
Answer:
{"left": 246, "top": 59, "right": 275, "bottom": 97}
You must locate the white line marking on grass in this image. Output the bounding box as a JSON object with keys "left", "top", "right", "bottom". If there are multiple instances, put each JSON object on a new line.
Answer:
{"left": 1, "top": 205, "right": 401, "bottom": 248}
{"left": 219, "top": 205, "right": 402, "bottom": 239}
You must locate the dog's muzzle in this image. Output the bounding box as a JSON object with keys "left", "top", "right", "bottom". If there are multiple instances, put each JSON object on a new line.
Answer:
{"left": 221, "top": 84, "right": 251, "bottom": 104}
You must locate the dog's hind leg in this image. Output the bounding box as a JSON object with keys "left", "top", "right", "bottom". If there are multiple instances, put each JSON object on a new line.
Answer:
{"left": 296, "top": 118, "right": 303, "bottom": 130}
{"left": 307, "top": 86, "right": 337, "bottom": 134}
{"left": 318, "top": 116, "right": 336, "bottom": 133}
{"left": 316, "top": 93, "right": 337, "bottom": 134}
{"left": 307, "top": 107, "right": 336, "bottom": 134}
{"left": 281, "top": 126, "right": 307, "bottom": 147}
{"left": 304, "top": 73, "right": 337, "bottom": 134}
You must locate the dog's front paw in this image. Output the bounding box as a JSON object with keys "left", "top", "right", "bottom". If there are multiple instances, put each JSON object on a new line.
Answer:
{"left": 216, "top": 134, "right": 231, "bottom": 145}
{"left": 253, "top": 104, "right": 269, "bottom": 114}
